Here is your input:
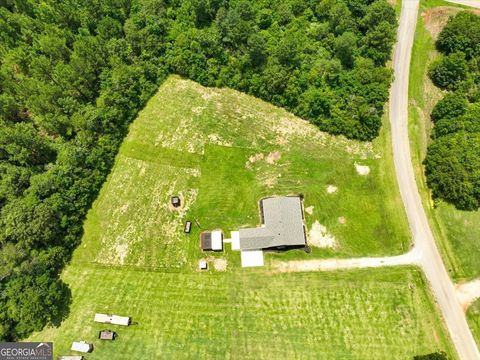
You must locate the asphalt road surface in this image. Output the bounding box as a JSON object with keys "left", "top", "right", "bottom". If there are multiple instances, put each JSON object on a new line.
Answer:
{"left": 390, "top": 0, "right": 480, "bottom": 358}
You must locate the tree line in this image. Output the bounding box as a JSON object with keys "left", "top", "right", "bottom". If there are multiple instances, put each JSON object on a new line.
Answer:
{"left": 425, "top": 11, "right": 480, "bottom": 210}
{"left": 0, "top": 0, "right": 397, "bottom": 340}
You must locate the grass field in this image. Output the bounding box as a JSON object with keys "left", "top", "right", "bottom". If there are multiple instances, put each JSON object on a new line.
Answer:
{"left": 28, "top": 77, "right": 457, "bottom": 358}
{"left": 31, "top": 265, "right": 455, "bottom": 359}
{"left": 468, "top": 299, "right": 480, "bottom": 347}
{"left": 408, "top": 0, "right": 480, "bottom": 281}
{"left": 76, "top": 75, "right": 410, "bottom": 271}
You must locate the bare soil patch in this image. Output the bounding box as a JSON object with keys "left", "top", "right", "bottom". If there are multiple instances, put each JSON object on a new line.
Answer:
{"left": 422, "top": 7, "right": 461, "bottom": 39}
{"left": 213, "top": 258, "right": 228, "bottom": 271}
{"left": 305, "top": 206, "right": 314, "bottom": 215}
{"left": 326, "top": 185, "right": 338, "bottom": 194}
{"left": 265, "top": 151, "right": 281, "bottom": 164}
{"left": 308, "top": 221, "right": 337, "bottom": 248}
{"left": 456, "top": 279, "right": 480, "bottom": 311}
{"left": 115, "top": 244, "right": 129, "bottom": 265}
{"left": 355, "top": 163, "right": 370, "bottom": 176}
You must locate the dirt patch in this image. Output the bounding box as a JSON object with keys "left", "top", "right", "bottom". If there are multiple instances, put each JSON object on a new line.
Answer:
{"left": 213, "top": 258, "right": 228, "bottom": 271}
{"left": 246, "top": 153, "right": 264, "bottom": 169}
{"left": 192, "top": 106, "right": 205, "bottom": 114}
{"left": 208, "top": 133, "right": 232, "bottom": 147}
{"left": 456, "top": 279, "right": 480, "bottom": 311}
{"left": 264, "top": 174, "right": 279, "bottom": 188}
{"left": 326, "top": 185, "right": 338, "bottom": 194}
{"left": 355, "top": 163, "right": 370, "bottom": 176}
{"left": 265, "top": 151, "right": 281, "bottom": 164}
{"left": 387, "top": 0, "right": 396, "bottom": 6}
{"left": 115, "top": 244, "right": 129, "bottom": 265}
{"left": 305, "top": 206, "right": 314, "bottom": 215}
{"left": 338, "top": 216, "right": 346, "bottom": 225}
{"left": 271, "top": 115, "right": 326, "bottom": 145}
{"left": 308, "top": 221, "right": 337, "bottom": 248}
{"left": 422, "top": 7, "right": 461, "bottom": 39}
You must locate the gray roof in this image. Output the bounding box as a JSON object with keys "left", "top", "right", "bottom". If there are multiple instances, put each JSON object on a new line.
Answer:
{"left": 239, "top": 196, "right": 306, "bottom": 250}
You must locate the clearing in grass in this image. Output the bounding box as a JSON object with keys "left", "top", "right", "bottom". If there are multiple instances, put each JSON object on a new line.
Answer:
{"left": 76, "top": 75, "right": 410, "bottom": 271}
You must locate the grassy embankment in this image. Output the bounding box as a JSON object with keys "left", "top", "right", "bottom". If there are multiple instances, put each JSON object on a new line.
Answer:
{"left": 408, "top": 0, "right": 480, "bottom": 281}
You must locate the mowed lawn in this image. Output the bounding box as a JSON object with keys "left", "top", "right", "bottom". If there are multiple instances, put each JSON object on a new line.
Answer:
{"left": 468, "top": 299, "right": 480, "bottom": 347}
{"left": 29, "top": 76, "right": 456, "bottom": 358}
{"left": 409, "top": 0, "right": 480, "bottom": 281}
{"left": 31, "top": 266, "right": 455, "bottom": 359}
{"left": 75, "top": 75, "right": 410, "bottom": 272}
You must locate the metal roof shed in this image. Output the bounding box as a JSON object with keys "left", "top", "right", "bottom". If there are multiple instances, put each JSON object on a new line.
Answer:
{"left": 211, "top": 230, "right": 223, "bottom": 251}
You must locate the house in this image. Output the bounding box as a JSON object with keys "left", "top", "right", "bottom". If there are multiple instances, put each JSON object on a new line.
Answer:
{"left": 99, "top": 330, "right": 116, "bottom": 340}
{"left": 71, "top": 341, "right": 93, "bottom": 353}
{"left": 94, "top": 313, "right": 131, "bottom": 326}
{"left": 239, "top": 196, "right": 306, "bottom": 251}
{"left": 200, "top": 230, "right": 223, "bottom": 251}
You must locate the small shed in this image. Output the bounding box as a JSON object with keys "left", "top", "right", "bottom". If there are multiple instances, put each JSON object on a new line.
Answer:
{"left": 71, "top": 341, "right": 93, "bottom": 353}
{"left": 94, "top": 313, "right": 131, "bottom": 326}
{"left": 171, "top": 196, "right": 181, "bottom": 208}
{"left": 99, "top": 330, "right": 116, "bottom": 340}
{"left": 198, "top": 259, "right": 208, "bottom": 270}
{"left": 200, "top": 230, "right": 223, "bottom": 251}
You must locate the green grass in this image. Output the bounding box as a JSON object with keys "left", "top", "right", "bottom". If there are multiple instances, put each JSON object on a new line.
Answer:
{"left": 408, "top": 0, "right": 480, "bottom": 281}
{"left": 75, "top": 75, "right": 410, "bottom": 271}
{"left": 30, "top": 265, "right": 455, "bottom": 359}
{"left": 468, "top": 299, "right": 480, "bottom": 348}
{"left": 28, "top": 76, "right": 456, "bottom": 358}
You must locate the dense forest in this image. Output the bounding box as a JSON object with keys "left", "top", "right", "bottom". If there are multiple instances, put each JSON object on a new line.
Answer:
{"left": 425, "top": 11, "right": 480, "bottom": 210}
{"left": 0, "top": 0, "right": 397, "bottom": 340}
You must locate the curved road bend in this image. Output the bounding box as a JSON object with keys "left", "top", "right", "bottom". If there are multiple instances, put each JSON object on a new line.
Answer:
{"left": 390, "top": 0, "right": 480, "bottom": 358}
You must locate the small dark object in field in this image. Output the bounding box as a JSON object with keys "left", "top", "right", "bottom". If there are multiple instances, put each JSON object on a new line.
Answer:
{"left": 171, "top": 196, "right": 181, "bottom": 207}
{"left": 99, "top": 329, "right": 116, "bottom": 340}
{"left": 184, "top": 221, "right": 192, "bottom": 233}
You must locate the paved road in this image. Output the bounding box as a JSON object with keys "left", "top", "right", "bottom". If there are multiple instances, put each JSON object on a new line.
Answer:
{"left": 390, "top": 0, "right": 480, "bottom": 358}
{"left": 446, "top": 0, "right": 480, "bottom": 7}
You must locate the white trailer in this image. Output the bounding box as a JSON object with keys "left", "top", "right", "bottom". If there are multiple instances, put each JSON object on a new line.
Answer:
{"left": 94, "top": 313, "right": 131, "bottom": 326}
{"left": 71, "top": 341, "right": 92, "bottom": 353}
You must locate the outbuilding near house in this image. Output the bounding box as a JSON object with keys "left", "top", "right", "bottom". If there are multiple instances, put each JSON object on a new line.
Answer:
{"left": 200, "top": 230, "right": 223, "bottom": 251}
{"left": 99, "top": 330, "right": 116, "bottom": 340}
{"left": 171, "top": 196, "right": 181, "bottom": 208}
